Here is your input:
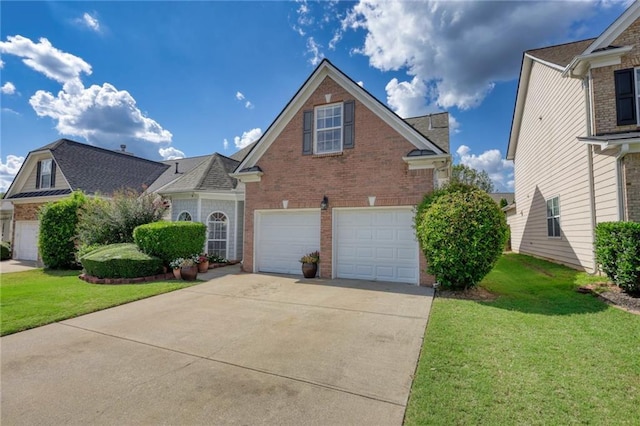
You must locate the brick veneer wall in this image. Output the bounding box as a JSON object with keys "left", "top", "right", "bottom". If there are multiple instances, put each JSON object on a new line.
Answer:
{"left": 13, "top": 203, "right": 43, "bottom": 221}
{"left": 243, "top": 76, "right": 437, "bottom": 286}
{"left": 591, "top": 18, "right": 640, "bottom": 135}
{"left": 622, "top": 153, "right": 640, "bottom": 221}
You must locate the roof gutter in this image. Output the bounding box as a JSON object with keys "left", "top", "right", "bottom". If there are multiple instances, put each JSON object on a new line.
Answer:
{"left": 562, "top": 45, "right": 633, "bottom": 79}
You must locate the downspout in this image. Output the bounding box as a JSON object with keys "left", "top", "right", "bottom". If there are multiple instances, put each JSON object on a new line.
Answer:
{"left": 584, "top": 72, "right": 599, "bottom": 274}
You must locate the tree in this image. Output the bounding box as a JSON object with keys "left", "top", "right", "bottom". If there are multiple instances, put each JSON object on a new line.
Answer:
{"left": 499, "top": 198, "right": 509, "bottom": 208}
{"left": 451, "top": 164, "right": 494, "bottom": 193}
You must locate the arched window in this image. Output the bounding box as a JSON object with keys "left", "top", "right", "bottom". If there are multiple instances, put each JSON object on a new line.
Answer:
{"left": 177, "top": 211, "right": 192, "bottom": 221}
{"left": 207, "top": 212, "right": 228, "bottom": 259}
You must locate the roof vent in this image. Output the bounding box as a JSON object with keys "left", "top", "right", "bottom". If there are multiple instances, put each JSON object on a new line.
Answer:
{"left": 120, "top": 144, "right": 126, "bottom": 152}
{"left": 175, "top": 162, "right": 180, "bottom": 174}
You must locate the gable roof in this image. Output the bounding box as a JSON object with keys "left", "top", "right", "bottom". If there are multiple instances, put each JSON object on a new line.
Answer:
{"left": 6, "top": 139, "right": 169, "bottom": 199}
{"left": 404, "top": 112, "right": 450, "bottom": 154}
{"left": 526, "top": 39, "right": 596, "bottom": 69}
{"left": 235, "top": 59, "right": 446, "bottom": 172}
{"left": 229, "top": 142, "right": 257, "bottom": 162}
{"left": 144, "top": 155, "right": 211, "bottom": 194}
{"left": 154, "top": 153, "right": 240, "bottom": 194}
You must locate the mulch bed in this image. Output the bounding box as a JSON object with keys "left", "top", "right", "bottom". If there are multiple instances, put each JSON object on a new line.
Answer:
{"left": 436, "top": 286, "right": 498, "bottom": 302}
{"left": 578, "top": 283, "right": 640, "bottom": 315}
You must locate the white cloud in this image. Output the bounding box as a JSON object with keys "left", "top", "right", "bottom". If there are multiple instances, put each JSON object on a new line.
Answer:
{"left": 306, "top": 37, "right": 323, "bottom": 66}
{"left": 234, "top": 128, "right": 262, "bottom": 149}
{"left": 456, "top": 145, "right": 514, "bottom": 191}
{"left": 343, "top": 0, "right": 595, "bottom": 110}
{"left": 0, "top": 35, "right": 91, "bottom": 86}
{"left": 0, "top": 58, "right": 4, "bottom": 68}
{"left": 356, "top": 81, "right": 364, "bottom": 87}
{"left": 78, "top": 12, "right": 101, "bottom": 32}
{"left": 1, "top": 82, "right": 16, "bottom": 95}
{"left": 235, "top": 91, "right": 245, "bottom": 101}
{"left": 449, "top": 115, "right": 460, "bottom": 134}
{"left": 159, "top": 147, "right": 185, "bottom": 160}
{"left": 245, "top": 101, "right": 254, "bottom": 109}
{"left": 2, "top": 108, "right": 21, "bottom": 116}
{"left": 223, "top": 138, "right": 229, "bottom": 150}
{"left": 0, "top": 154, "right": 25, "bottom": 192}
{"left": 385, "top": 77, "right": 437, "bottom": 118}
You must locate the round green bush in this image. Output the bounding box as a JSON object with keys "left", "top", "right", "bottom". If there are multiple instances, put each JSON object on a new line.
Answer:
{"left": 595, "top": 221, "right": 640, "bottom": 295}
{"left": 80, "top": 243, "right": 163, "bottom": 279}
{"left": 415, "top": 184, "right": 508, "bottom": 290}
{"left": 1, "top": 241, "right": 11, "bottom": 260}
{"left": 38, "top": 191, "right": 86, "bottom": 269}
{"left": 133, "top": 221, "right": 206, "bottom": 264}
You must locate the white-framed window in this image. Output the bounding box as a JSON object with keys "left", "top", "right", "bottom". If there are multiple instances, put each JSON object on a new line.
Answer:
{"left": 546, "top": 196, "right": 560, "bottom": 238}
{"left": 177, "top": 211, "right": 192, "bottom": 221}
{"left": 635, "top": 67, "right": 640, "bottom": 126}
{"left": 40, "top": 159, "right": 52, "bottom": 189}
{"left": 314, "top": 103, "right": 343, "bottom": 154}
{"left": 207, "top": 212, "right": 228, "bottom": 258}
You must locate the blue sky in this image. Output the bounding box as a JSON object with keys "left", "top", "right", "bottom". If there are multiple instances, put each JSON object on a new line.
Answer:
{"left": 0, "top": 1, "right": 630, "bottom": 192}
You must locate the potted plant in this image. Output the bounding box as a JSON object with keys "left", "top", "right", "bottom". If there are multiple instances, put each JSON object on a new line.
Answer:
{"left": 179, "top": 256, "right": 198, "bottom": 281}
{"left": 196, "top": 254, "right": 209, "bottom": 273}
{"left": 208, "top": 254, "right": 228, "bottom": 268}
{"left": 299, "top": 250, "right": 320, "bottom": 278}
{"left": 169, "top": 257, "right": 184, "bottom": 280}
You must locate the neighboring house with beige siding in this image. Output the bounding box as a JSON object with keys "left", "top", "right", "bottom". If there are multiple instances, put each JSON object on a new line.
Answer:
{"left": 507, "top": 2, "right": 640, "bottom": 272}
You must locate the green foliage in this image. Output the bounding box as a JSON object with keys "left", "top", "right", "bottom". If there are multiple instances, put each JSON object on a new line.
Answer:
{"left": 415, "top": 184, "right": 507, "bottom": 289}
{"left": 80, "top": 243, "right": 163, "bottom": 279}
{"left": 451, "top": 164, "right": 495, "bottom": 193}
{"left": 76, "top": 189, "right": 167, "bottom": 246}
{"left": 595, "top": 222, "right": 640, "bottom": 294}
{"left": 1, "top": 241, "right": 11, "bottom": 260}
{"left": 499, "top": 198, "right": 508, "bottom": 208}
{"left": 38, "top": 191, "right": 87, "bottom": 269}
{"left": 133, "top": 221, "right": 206, "bottom": 264}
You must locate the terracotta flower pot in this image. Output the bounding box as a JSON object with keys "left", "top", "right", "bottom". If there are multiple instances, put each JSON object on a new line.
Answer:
{"left": 302, "top": 262, "right": 318, "bottom": 278}
{"left": 197, "top": 260, "right": 209, "bottom": 273}
{"left": 172, "top": 268, "right": 181, "bottom": 280}
{"left": 180, "top": 265, "right": 198, "bottom": 281}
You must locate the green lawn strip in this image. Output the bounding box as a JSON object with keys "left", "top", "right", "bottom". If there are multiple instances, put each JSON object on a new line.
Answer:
{"left": 405, "top": 253, "right": 640, "bottom": 425}
{"left": 1, "top": 269, "right": 197, "bottom": 336}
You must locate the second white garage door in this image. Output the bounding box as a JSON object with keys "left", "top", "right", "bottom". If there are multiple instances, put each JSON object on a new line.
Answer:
{"left": 256, "top": 210, "right": 320, "bottom": 275}
{"left": 14, "top": 221, "right": 40, "bottom": 261}
{"left": 335, "top": 208, "right": 418, "bottom": 284}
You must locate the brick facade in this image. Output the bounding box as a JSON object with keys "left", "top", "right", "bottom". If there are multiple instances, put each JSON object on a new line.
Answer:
{"left": 622, "top": 153, "right": 640, "bottom": 221}
{"left": 13, "top": 203, "right": 44, "bottom": 221}
{"left": 591, "top": 18, "right": 640, "bottom": 136}
{"left": 243, "top": 76, "right": 436, "bottom": 286}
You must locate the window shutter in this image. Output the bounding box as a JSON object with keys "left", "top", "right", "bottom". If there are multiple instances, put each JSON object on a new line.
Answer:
{"left": 50, "top": 161, "right": 56, "bottom": 188}
{"left": 302, "top": 110, "right": 313, "bottom": 155}
{"left": 35, "top": 161, "right": 42, "bottom": 189}
{"left": 614, "top": 69, "right": 637, "bottom": 126}
{"left": 343, "top": 100, "right": 355, "bottom": 149}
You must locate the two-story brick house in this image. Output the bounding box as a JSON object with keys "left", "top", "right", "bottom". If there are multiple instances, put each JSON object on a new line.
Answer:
{"left": 233, "top": 59, "right": 451, "bottom": 286}
{"left": 506, "top": 2, "right": 640, "bottom": 272}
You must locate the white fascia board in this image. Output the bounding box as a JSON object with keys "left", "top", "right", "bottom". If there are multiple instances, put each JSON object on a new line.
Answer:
{"left": 563, "top": 46, "right": 633, "bottom": 78}
{"left": 402, "top": 154, "right": 450, "bottom": 170}
{"left": 525, "top": 53, "right": 565, "bottom": 72}
{"left": 507, "top": 56, "right": 533, "bottom": 161}
{"left": 5, "top": 151, "right": 72, "bottom": 198}
{"left": 583, "top": 2, "right": 640, "bottom": 55}
{"left": 230, "top": 171, "right": 263, "bottom": 183}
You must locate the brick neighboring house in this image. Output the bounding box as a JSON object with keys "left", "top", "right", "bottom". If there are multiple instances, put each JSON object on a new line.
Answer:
{"left": 232, "top": 59, "right": 451, "bottom": 286}
{"left": 506, "top": 2, "right": 640, "bottom": 272}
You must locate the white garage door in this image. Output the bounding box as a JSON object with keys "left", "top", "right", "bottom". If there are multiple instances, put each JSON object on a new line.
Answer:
{"left": 335, "top": 209, "right": 418, "bottom": 284}
{"left": 256, "top": 210, "right": 320, "bottom": 275}
{"left": 14, "top": 221, "right": 40, "bottom": 261}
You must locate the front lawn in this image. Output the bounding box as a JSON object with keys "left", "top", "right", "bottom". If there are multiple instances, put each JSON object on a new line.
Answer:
{"left": 405, "top": 253, "right": 640, "bottom": 425}
{"left": 0, "top": 269, "right": 195, "bottom": 336}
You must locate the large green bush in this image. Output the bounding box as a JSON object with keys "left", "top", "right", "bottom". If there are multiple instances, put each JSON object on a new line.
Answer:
{"left": 595, "top": 222, "right": 640, "bottom": 294}
{"left": 80, "top": 243, "right": 163, "bottom": 279}
{"left": 1, "top": 241, "right": 11, "bottom": 260}
{"left": 133, "top": 221, "right": 206, "bottom": 264}
{"left": 415, "top": 184, "right": 508, "bottom": 290}
{"left": 38, "top": 191, "right": 87, "bottom": 269}
{"left": 77, "top": 189, "right": 167, "bottom": 246}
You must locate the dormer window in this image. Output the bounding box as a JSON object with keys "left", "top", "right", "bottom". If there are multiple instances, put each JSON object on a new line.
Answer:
{"left": 39, "top": 159, "right": 52, "bottom": 189}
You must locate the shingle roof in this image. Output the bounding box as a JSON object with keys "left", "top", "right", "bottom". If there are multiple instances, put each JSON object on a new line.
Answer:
{"left": 229, "top": 142, "right": 257, "bottom": 162}
{"left": 144, "top": 155, "right": 211, "bottom": 193}
{"left": 489, "top": 192, "right": 514, "bottom": 205}
{"left": 8, "top": 189, "right": 72, "bottom": 199}
{"left": 404, "top": 112, "right": 450, "bottom": 154}
{"left": 157, "top": 153, "right": 240, "bottom": 193}
{"left": 526, "top": 38, "right": 596, "bottom": 67}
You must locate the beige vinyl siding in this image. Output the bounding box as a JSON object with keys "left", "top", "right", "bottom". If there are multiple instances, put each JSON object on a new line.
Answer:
{"left": 508, "top": 61, "right": 595, "bottom": 272}
{"left": 21, "top": 156, "right": 68, "bottom": 192}
{"left": 592, "top": 147, "right": 620, "bottom": 223}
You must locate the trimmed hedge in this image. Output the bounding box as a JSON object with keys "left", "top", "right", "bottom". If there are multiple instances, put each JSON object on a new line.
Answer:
{"left": 595, "top": 221, "right": 640, "bottom": 294}
{"left": 80, "top": 243, "right": 163, "bottom": 279}
{"left": 38, "top": 191, "right": 86, "bottom": 269}
{"left": 1, "top": 241, "right": 11, "bottom": 260}
{"left": 415, "top": 184, "right": 508, "bottom": 290}
{"left": 133, "top": 221, "right": 206, "bottom": 264}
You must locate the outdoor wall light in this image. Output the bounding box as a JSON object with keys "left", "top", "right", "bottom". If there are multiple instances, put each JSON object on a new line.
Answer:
{"left": 321, "top": 195, "right": 328, "bottom": 210}
{"left": 282, "top": 200, "right": 289, "bottom": 209}
{"left": 368, "top": 196, "right": 376, "bottom": 207}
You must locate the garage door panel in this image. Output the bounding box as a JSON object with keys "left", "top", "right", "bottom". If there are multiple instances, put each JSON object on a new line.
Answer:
{"left": 14, "top": 221, "right": 39, "bottom": 261}
{"left": 256, "top": 211, "right": 320, "bottom": 276}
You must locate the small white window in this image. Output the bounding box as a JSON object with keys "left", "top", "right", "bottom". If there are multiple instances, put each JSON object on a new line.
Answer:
{"left": 314, "top": 103, "right": 343, "bottom": 154}
{"left": 546, "top": 196, "right": 560, "bottom": 238}
{"left": 40, "top": 159, "right": 52, "bottom": 189}
{"left": 207, "top": 212, "right": 228, "bottom": 259}
{"left": 177, "top": 211, "right": 192, "bottom": 221}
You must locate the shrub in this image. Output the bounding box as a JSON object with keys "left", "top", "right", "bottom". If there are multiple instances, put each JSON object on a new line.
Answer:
{"left": 80, "top": 243, "right": 163, "bottom": 279}
{"left": 77, "top": 189, "right": 167, "bottom": 246}
{"left": 1, "top": 241, "right": 11, "bottom": 260}
{"left": 133, "top": 221, "right": 206, "bottom": 264}
{"left": 38, "top": 191, "right": 87, "bottom": 269}
{"left": 595, "top": 222, "right": 640, "bottom": 294}
{"left": 415, "top": 184, "right": 508, "bottom": 290}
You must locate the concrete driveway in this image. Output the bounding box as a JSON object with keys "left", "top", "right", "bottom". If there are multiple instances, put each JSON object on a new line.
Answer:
{"left": 1, "top": 268, "right": 433, "bottom": 425}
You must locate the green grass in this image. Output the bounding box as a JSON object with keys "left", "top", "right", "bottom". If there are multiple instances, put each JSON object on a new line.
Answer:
{"left": 0, "top": 269, "right": 195, "bottom": 336}
{"left": 405, "top": 253, "right": 640, "bottom": 425}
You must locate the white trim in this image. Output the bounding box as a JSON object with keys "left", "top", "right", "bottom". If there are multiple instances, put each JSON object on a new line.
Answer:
{"left": 5, "top": 152, "right": 72, "bottom": 199}
{"left": 507, "top": 55, "right": 534, "bottom": 161}
{"left": 582, "top": 2, "right": 640, "bottom": 56}
{"left": 545, "top": 195, "right": 561, "bottom": 239}
{"left": 206, "top": 211, "right": 229, "bottom": 259}
{"left": 176, "top": 211, "right": 192, "bottom": 221}
{"left": 563, "top": 45, "right": 633, "bottom": 78}
{"left": 230, "top": 170, "right": 263, "bottom": 183}
{"left": 234, "top": 199, "right": 239, "bottom": 261}
{"left": 314, "top": 102, "right": 344, "bottom": 154}
{"left": 524, "top": 53, "right": 565, "bottom": 72}
{"left": 402, "top": 154, "right": 450, "bottom": 170}
{"left": 197, "top": 197, "right": 202, "bottom": 222}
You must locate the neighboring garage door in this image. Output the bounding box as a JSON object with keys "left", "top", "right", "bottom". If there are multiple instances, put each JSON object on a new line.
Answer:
{"left": 14, "top": 221, "right": 40, "bottom": 261}
{"left": 335, "top": 208, "right": 418, "bottom": 284}
{"left": 256, "top": 210, "right": 321, "bottom": 275}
